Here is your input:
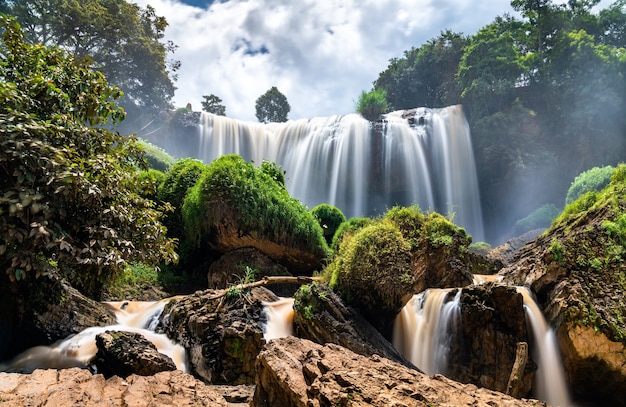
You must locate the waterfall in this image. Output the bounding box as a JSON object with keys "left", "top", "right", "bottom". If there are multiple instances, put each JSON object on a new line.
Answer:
{"left": 517, "top": 287, "right": 571, "bottom": 407}
{"left": 0, "top": 298, "right": 187, "bottom": 373}
{"left": 194, "top": 105, "right": 484, "bottom": 241}
{"left": 392, "top": 288, "right": 461, "bottom": 376}
{"left": 262, "top": 297, "right": 294, "bottom": 341}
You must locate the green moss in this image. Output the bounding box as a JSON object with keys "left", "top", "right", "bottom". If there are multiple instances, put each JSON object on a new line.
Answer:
{"left": 327, "top": 220, "right": 412, "bottom": 312}
{"left": 423, "top": 212, "right": 468, "bottom": 249}
{"left": 182, "top": 155, "right": 330, "bottom": 259}
{"left": 330, "top": 217, "right": 374, "bottom": 252}
{"left": 138, "top": 139, "right": 177, "bottom": 171}
{"left": 565, "top": 165, "right": 615, "bottom": 205}
{"left": 384, "top": 205, "right": 423, "bottom": 249}
{"left": 312, "top": 204, "right": 347, "bottom": 246}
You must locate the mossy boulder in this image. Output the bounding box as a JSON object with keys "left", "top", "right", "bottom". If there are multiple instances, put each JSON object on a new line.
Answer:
{"left": 311, "top": 204, "right": 346, "bottom": 246}
{"left": 325, "top": 221, "right": 414, "bottom": 335}
{"left": 182, "top": 155, "right": 330, "bottom": 273}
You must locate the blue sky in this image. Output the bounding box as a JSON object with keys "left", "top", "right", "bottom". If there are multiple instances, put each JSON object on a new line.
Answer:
{"left": 134, "top": 0, "right": 612, "bottom": 122}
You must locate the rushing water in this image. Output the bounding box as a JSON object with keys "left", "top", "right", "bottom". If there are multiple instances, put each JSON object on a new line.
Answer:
{"left": 517, "top": 287, "right": 571, "bottom": 407}
{"left": 192, "top": 105, "right": 484, "bottom": 241}
{"left": 393, "top": 281, "right": 572, "bottom": 406}
{"left": 392, "top": 288, "right": 461, "bottom": 376}
{"left": 0, "top": 299, "right": 187, "bottom": 373}
{"left": 262, "top": 297, "right": 295, "bottom": 341}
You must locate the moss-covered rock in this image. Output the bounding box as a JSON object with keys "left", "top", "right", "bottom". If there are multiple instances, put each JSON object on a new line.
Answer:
{"left": 182, "top": 155, "right": 330, "bottom": 273}
{"left": 311, "top": 204, "right": 346, "bottom": 246}
{"left": 325, "top": 221, "right": 414, "bottom": 335}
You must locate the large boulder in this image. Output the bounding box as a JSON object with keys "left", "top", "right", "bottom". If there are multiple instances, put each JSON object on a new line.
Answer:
{"left": 158, "top": 287, "right": 278, "bottom": 384}
{"left": 0, "top": 274, "right": 117, "bottom": 361}
{"left": 448, "top": 283, "right": 534, "bottom": 397}
{"left": 252, "top": 336, "right": 547, "bottom": 407}
{"left": 0, "top": 367, "right": 230, "bottom": 406}
{"left": 94, "top": 330, "right": 177, "bottom": 377}
{"left": 292, "top": 282, "right": 413, "bottom": 368}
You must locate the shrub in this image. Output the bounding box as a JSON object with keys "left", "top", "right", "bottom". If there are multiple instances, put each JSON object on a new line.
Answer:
{"left": 138, "top": 139, "right": 176, "bottom": 171}
{"left": 384, "top": 205, "right": 424, "bottom": 249}
{"left": 355, "top": 89, "right": 389, "bottom": 121}
{"left": 422, "top": 212, "right": 469, "bottom": 249}
{"left": 312, "top": 204, "right": 346, "bottom": 246}
{"left": 330, "top": 217, "right": 374, "bottom": 252}
{"left": 514, "top": 203, "right": 562, "bottom": 235}
{"left": 136, "top": 169, "right": 166, "bottom": 201}
{"left": 565, "top": 166, "right": 615, "bottom": 205}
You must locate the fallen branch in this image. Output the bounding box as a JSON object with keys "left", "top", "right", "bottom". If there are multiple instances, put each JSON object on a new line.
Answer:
{"left": 209, "top": 275, "right": 322, "bottom": 300}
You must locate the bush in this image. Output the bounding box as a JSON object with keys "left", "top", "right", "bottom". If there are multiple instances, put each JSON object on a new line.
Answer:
{"left": 138, "top": 139, "right": 176, "bottom": 171}
{"left": 330, "top": 217, "right": 374, "bottom": 252}
{"left": 326, "top": 221, "right": 413, "bottom": 322}
{"left": 136, "top": 169, "right": 166, "bottom": 201}
{"left": 312, "top": 204, "right": 346, "bottom": 246}
{"left": 384, "top": 205, "right": 424, "bottom": 249}
{"left": 182, "top": 155, "right": 330, "bottom": 259}
{"left": 355, "top": 89, "right": 389, "bottom": 121}
{"left": 514, "top": 203, "right": 562, "bottom": 235}
{"left": 422, "top": 212, "right": 469, "bottom": 249}
{"left": 565, "top": 166, "right": 615, "bottom": 205}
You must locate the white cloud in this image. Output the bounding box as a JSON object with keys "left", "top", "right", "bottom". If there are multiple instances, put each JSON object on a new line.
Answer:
{"left": 133, "top": 0, "right": 524, "bottom": 121}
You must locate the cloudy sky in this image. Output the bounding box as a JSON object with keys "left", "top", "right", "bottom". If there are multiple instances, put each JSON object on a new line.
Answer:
{"left": 133, "top": 0, "right": 606, "bottom": 122}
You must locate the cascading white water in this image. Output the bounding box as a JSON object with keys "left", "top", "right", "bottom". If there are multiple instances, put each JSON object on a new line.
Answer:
{"left": 0, "top": 298, "right": 187, "bottom": 373}
{"left": 195, "top": 105, "right": 484, "bottom": 240}
{"left": 517, "top": 287, "right": 571, "bottom": 407}
{"left": 392, "top": 288, "right": 461, "bottom": 376}
{"left": 262, "top": 297, "right": 294, "bottom": 341}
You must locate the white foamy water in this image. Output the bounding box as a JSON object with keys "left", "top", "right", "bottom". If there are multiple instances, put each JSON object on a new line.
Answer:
{"left": 393, "top": 288, "right": 461, "bottom": 376}
{"left": 262, "top": 297, "right": 294, "bottom": 341}
{"left": 1, "top": 298, "right": 187, "bottom": 373}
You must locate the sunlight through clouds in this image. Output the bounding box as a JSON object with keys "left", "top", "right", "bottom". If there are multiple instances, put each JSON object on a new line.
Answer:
{"left": 134, "top": 0, "right": 524, "bottom": 121}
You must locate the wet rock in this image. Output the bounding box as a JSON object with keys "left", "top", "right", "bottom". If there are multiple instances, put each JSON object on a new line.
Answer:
{"left": 447, "top": 283, "right": 534, "bottom": 396}
{"left": 252, "top": 336, "right": 547, "bottom": 407}
{"left": 94, "top": 330, "right": 177, "bottom": 377}
{"left": 0, "top": 367, "right": 229, "bottom": 406}
{"left": 292, "top": 282, "right": 414, "bottom": 369}
{"left": 159, "top": 287, "right": 277, "bottom": 384}
{"left": 207, "top": 247, "right": 296, "bottom": 297}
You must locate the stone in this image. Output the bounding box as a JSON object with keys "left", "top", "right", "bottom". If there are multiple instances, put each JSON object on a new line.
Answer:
{"left": 251, "top": 336, "right": 547, "bottom": 407}
{"left": 0, "top": 367, "right": 230, "bottom": 406}
{"left": 94, "top": 330, "right": 177, "bottom": 377}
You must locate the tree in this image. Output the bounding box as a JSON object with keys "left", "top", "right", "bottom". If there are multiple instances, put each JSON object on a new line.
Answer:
{"left": 0, "top": 0, "right": 179, "bottom": 122}
{"left": 255, "top": 86, "right": 290, "bottom": 123}
{"left": 0, "top": 16, "right": 177, "bottom": 295}
{"left": 201, "top": 94, "right": 226, "bottom": 116}
{"left": 374, "top": 30, "right": 467, "bottom": 110}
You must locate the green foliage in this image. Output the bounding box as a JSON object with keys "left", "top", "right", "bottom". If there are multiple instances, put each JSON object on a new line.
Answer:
{"left": 138, "top": 139, "right": 176, "bottom": 171}
{"left": 2, "top": 0, "right": 179, "bottom": 120}
{"left": 423, "top": 212, "right": 468, "bottom": 249}
{"left": 374, "top": 30, "right": 467, "bottom": 110}
{"left": 566, "top": 166, "right": 616, "bottom": 205}
{"left": 201, "top": 94, "right": 226, "bottom": 116}
{"left": 260, "top": 160, "right": 286, "bottom": 187}
{"left": 182, "top": 155, "right": 329, "bottom": 259}
{"left": 330, "top": 217, "right": 374, "bottom": 252}
{"left": 355, "top": 88, "right": 389, "bottom": 121}
{"left": 514, "top": 203, "right": 562, "bottom": 235}
{"left": 384, "top": 205, "right": 424, "bottom": 249}
{"left": 136, "top": 169, "right": 166, "bottom": 201}
{"left": 325, "top": 220, "right": 412, "bottom": 313}
{"left": 549, "top": 238, "right": 565, "bottom": 265}
{"left": 103, "top": 262, "right": 161, "bottom": 300}
{"left": 0, "top": 16, "right": 177, "bottom": 295}
{"left": 311, "top": 204, "right": 346, "bottom": 246}
{"left": 255, "top": 86, "right": 290, "bottom": 123}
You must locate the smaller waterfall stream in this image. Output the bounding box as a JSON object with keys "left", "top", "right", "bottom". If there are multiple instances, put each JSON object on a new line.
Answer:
{"left": 0, "top": 298, "right": 187, "bottom": 373}
{"left": 393, "top": 281, "right": 572, "bottom": 407}
{"left": 392, "top": 288, "right": 461, "bottom": 376}
{"left": 517, "top": 287, "right": 571, "bottom": 407}
{"left": 262, "top": 297, "right": 295, "bottom": 340}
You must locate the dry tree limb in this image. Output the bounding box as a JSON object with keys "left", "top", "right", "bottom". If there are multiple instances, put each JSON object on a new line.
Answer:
{"left": 209, "top": 275, "right": 322, "bottom": 300}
